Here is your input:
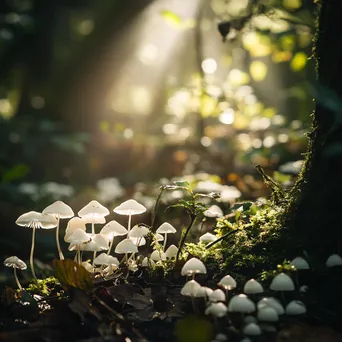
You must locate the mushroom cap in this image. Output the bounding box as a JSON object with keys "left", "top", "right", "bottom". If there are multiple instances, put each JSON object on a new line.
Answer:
{"left": 181, "top": 280, "right": 201, "bottom": 296}
{"left": 81, "top": 261, "right": 94, "bottom": 273}
{"left": 199, "top": 232, "right": 217, "bottom": 244}
{"left": 66, "top": 229, "right": 91, "bottom": 244}
{"left": 195, "top": 286, "right": 213, "bottom": 298}
{"left": 65, "top": 217, "right": 86, "bottom": 241}
{"left": 156, "top": 222, "right": 177, "bottom": 234}
{"left": 203, "top": 205, "right": 223, "bottom": 218}
{"left": 100, "top": 221, "right": 128, "bottom": 240}
{"left": 228, "top": 294, "right": 256, "bottom": 313}
{"left": 270, "top": 273, "right": 295, "bottom": 291}
{"left": 129, "top": 236, "right": 146, "bottom": 246}
{"left": 243, "top": 323, "right": 262, "bottom": 336}
{"left": 326, "top": 254, "right": 342, "bottom": 267}
{"left": 244, "top": 279, "right": 264, "bottom": 294}
{"left": 150, "top": 250, "right": 166, "bottom": 261}
{"left": 285, "top": 300, "right": 306, "bottom": 315}
{"left": 4, "top": 256, "right": 27, "bottom": 270}
{"left": 257, "top": 307, "right": 279, "bottom": 322}
{"left": 205, "top": 302, "right": 228, "bottom": 317}
{"left": 181, "top": 257, "right": 207, "bottom": 276}
{"left": 244, "top": 315, "right": 258, "bottom": 325}
{"left": 78, "top": 200, "right": 109, "bottom": 221}
{"left": 115, "top": 238, "right": 138, "bottom": 254}
{"left": 165, "top": 245, "right": 178, "bottom": 259}
{"left": 154, "top": 233, "right": 164, "bottom": 241}
{"left": 113, "top": 199, "right": 146, "bottom": 215}
{"left": 209, "top": 289, "right": 226, "bottom": 302}
{"left": 141, "top": 257, "right": 155, "bottom": 267}
{"left": 257, "top": 297, "right": 284, "bottom": 315}
{"left": 218, "top": 275, "right": 237, "bottom": 290}
{"left": 76, "top": 234, "right": 109, "bottom": 251}
{"left": 128, "top": 225, "right": 150, "bottom": 238}
{"left": 16, "top": 211, "right": 58, "bottom": 229}
{"left": 94, "top": 253, "right": 119, "bottom": 266}
{"left": 42, "top": 201, "right": 74, "bottom": 219}
{"left": 290, "top": 257, "right": 310, "bottom": 270}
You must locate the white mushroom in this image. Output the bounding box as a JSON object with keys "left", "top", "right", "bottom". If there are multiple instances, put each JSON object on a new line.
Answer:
{"left": 150, "top": 250, "right": 166, "bottom": 261}
{"left": 228, "top": 294, "right": 256, "bottom": 313}
{"left": 4, "top": 256, "right": 27, "bottom": 291}
{"left": 257, "top": 297, "right": 284, "bottom": 315}
{"left": 141, "top": 257, "right": 155, "bottom": 267}
{"left": 205, "top": 302, "right": 228, "bottom": 317}
{"left": 285, "top": 300, "right": 306, "bottom": 315}
{"left": 244, "top": 279, "right": 264, "bottom": 294}
{"left": 209, "top": 289, "right": 226, "bottom": 302}
{"left": 43, "top": 200, "right": 74, "bottom": 260}
{"left": 100, "top": 220, "right": 128, "bottom": 255}
{"left": 257, "top": 306, "right": 279, "bottom": 322}
{"left": 195, "top": 286, "right": 213, "bottom": 298}
{"left": 326, "top": 254, "right": 342, "bottom": 267}
{"left": 181, "top": 258, "right": 207, "bottom": 278}
{"left": 165, "top": 245, "right": 178, "bottom": 259}
{"left": 16, "top": 211, "right": 57, "bottom": 282}
{"left": 203, "top": 205, "right": 223, "bottom": 218}
{"left": 64, "top": 217, "right": 86, "bottom": 241}
{"left": 65, "top": 229, "right": 91, "bottom": 264}
{"left": 181, "top": 280, "right": 201, "bottom": 297}
{"left": 270, "top": 273, "right": 295, "bottom": 291}
{"left": 243, "top": 323, "right": 262, "bottom": 336}
{"left": 113, "top": 199, "right": 146, "bottom": 232}
{"left": 156, "top": 222, "right": 177, "bottom": 251}
{"left": 78, "top": 200, "right": 109, "bottom": 234}
{"left": 290, "top": 257, "right": 310, "bottom": 270}
{"left": 199, "top": 232, "right": 217, "bottom": 244}
{"left": 115, "top": 238, "right": 138, "bottom": 263}
{"left": 218, "top": 275, "right": 237, "bottom": 290}
{"left": 128, "top": 225, "right": 149, "bottom": 248}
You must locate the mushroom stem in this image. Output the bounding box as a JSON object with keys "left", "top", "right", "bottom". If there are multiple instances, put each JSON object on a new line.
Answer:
{"left": 56, "top": 216, "right": 64, "bottom": 260}
{"left": 13, "top": 268, "right": 23, "bottom": 291}
{"left": 91, "top": 223, "right": 95, "bottom": 235}
{"left": 107, "top": 237, "right": 115, "bottom": 255}
{"left": 30, "top": 226, "right": 38, "bottom": 283}
{"left": 128, "top": 213, "right": 132, "bottom": 232}
{"left": 163, "top": 233, "right": 167, "bottom": 251}
{"left": 92, "top": 251, "right": 97, "bottom": 267}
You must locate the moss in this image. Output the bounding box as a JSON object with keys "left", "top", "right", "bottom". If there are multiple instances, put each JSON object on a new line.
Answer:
{"left": 26, "top": 276, "right": 60, "bottom": 295}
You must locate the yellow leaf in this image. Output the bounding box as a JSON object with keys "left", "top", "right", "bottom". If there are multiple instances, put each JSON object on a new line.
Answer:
{"left": 53, "top": 259, "right": 93, "bottom": 291}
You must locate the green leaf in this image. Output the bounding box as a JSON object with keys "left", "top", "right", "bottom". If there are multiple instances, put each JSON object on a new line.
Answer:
{"left": 2, "top": 164, "right": 30, "bottom": 182}
{"left": 174, "top": 180, "right": 190, "bottom": 188}
{"left": 161, "top": 10, "right": 182, "bottom": 27}
{"left": 53, "top": 259, "right": 93, "bottom": 291}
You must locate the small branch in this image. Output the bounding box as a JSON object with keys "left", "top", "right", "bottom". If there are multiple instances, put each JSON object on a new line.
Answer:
{"left": 151, "top": 188, "right": 164, "bottom": 231}
{"left": 176, "top": 215, "right": 197, "bottom": 263}
{"left": 205, "top": 230, "right": 239, "bottom": 249}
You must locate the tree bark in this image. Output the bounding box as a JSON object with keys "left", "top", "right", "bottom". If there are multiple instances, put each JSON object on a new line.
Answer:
{"left": 285, "top": 0, "right": 342, "bottom": 258}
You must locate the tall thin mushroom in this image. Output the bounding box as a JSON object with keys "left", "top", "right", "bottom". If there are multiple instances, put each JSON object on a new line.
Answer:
{"left": 113, "top": 199, "right": 146, "bottom": 232}
{"left": 100, "top": 220, "right": 128, "bottom": 255}
{"left": 156, "top": 222, "right": 177, "bottom": 251}
{"left": 4, "top": 256, "right": 27, "bottom": 291}
{"left": 43, "top": 201, "right": 74, "bottom": 260}
{"left": 15, "top": 211, "right": 57, "bottom": 282}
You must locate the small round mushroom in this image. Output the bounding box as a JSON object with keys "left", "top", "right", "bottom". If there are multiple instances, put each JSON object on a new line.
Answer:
{"left": 244, "top": 279, "right": 264, "bottom": 294}
{"left": 257, "top": 306, "right": 279, "bottom": 322}
{"left": 209, "top": 289, "right": 226, "bottom": 302}
{"left": 141, "top": 257, "right": 155, "bottom": 267}
{"left": 270, "top": 273, "right": 295, "bottom": 291}
{"left": 285, "top": 300, "right": 306, "bottom": 315}
{"left": 199, "top": 232, "right": 217, "bottom": 244}
{"left": 203, "top": 205, "right": 223, "bottom": 218}
{"left": 257, "top": 297, "right": 284, "bottom": 315}
{"left": 130, "top": 236, "right": 146, "bottom": 246}
{"left": 181, "top": 280, "right": 201, "bottom": 297}
{"left": 218, "top": 275, "right": 237, "bottom": 290}
{"left": 113, "top": 199, "right": 146, "bottom": 232}
{"left": 115, "top": 238, "right": 138, "bottom": 263}
{"left": 326, "top": 254, "right": 342, "bottom": 267}
{"left": 16, "top": 211, "right": 57, "bottom": 282}
{"left": 65, "top": 217, "right": 87, "bottom": 242}
{"left": 150, "top": 249, "right": 166, "bottom": 261}
{"left": 228, "top": 294, "right": 256, "bottom": 313}
{"left": 100, "top": 220, "right": 128, "bottom": 255}
{"left": 243, "top": 323, "right": 262, "bottom": 336}
{"left": 290, "top": 257, "right": 310, "bottom": 270}
{"left": 195, "top": 286, "right": 213, "bottom": 298}
{"left": 128, "top": 225, "right": 149, "bottom": 248}
{"left": 215, "top": 333, "right": 228, "bottom": 341}
{"left": 43, "top": 200, "right": 74, "bottom": 260}
{"left": 65, "top": 229, "right": 92, "bottom": 264}
{"left": 165, "top": 245, "right": 178, "bottom": 259}
{"left": 4, "top": 256, "right": 27, "bottom": 291}
{"left": 181, "top": 257, "right": 207, "bottom": 278}
{"left": 244, "top": 315, "right": 258, "bottom": 325}
{"left": 205, "top": 302, "right": 228, "bottom": 317}
{"left": 156, "top": 222, "right": 177, "bottom": 251}
{"left": 78, "top": 200, "right": 109, "bottom": 234}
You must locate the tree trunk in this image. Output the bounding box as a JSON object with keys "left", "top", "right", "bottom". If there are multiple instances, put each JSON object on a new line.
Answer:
{"left": 285, "top": 0, "right": 342, "bottom": 258}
